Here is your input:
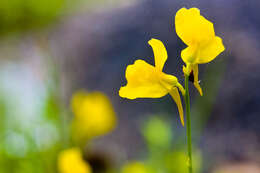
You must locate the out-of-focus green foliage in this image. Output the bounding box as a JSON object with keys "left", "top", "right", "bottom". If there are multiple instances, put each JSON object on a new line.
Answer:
{"left": 0, "top": 57, "right": 64, "bottom": 173}
{"left": 0, "top": 0, "right": 65, "bottom": 36}
{"left": 135, "top": 116, "right": 203, "bottom": 173}
{"left": 142, "top": 116, "right": 172, "bottom": 150}
{"left": 164, "top": 150, "right": 202, "bottom": 173}
{"left": 121, "top": 161, "right": 154, "bottom": 173}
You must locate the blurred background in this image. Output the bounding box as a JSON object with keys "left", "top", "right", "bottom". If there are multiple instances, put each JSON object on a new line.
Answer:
{"left": 0, "top": 0, "right": 260, "bottom": 173}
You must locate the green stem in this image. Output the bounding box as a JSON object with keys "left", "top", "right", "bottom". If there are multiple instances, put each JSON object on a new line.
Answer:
{"left": 184, "top": 75, "right": 193, "bottom": 173}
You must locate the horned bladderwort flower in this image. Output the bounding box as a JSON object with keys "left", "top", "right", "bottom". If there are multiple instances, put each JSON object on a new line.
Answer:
{"left": 174, "top": 7, "right": 225, "bottom": 173}
{"left": 119, "top": 38, "right": 185, "bottom": 126}
{"left": 175, "top": 7, "right": 225, "bottom": 96}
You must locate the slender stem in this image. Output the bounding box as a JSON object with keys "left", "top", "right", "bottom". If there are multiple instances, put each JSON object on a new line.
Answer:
{"left": 185, "top": 75, "right": 193, "bottom": 173}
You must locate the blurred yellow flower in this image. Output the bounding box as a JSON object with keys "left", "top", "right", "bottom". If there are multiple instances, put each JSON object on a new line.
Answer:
{"left": 175, "top": 8, "right": 225, "bottom": 95}
{"left": 58, "top": 148, "right": 92, "bottom": 173}
{"left": 71, "top": 91, "right": 116, "bottom": 140}
{"left": 121, "top": 161, "right": 151, "bottom": 173}
{"left": 119, "top": 38, "right": 185, "bottom": 126}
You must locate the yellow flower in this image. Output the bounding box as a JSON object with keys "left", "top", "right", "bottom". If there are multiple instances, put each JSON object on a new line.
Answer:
{"left": 71, "top": 91, "right": 117, "bottom": 140}
{"left": 175, "top": 7, "right": 225, "bottom": 95}
{"left": 121, "top": 161, "right": 151, "bottom": 173}
{"left": 58, "top": 148, "right": 92, "bottom": 173}
{"left": 119, "top": 38, "right": 185, "bottom": 126}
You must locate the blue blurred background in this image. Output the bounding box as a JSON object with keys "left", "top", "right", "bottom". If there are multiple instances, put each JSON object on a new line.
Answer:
{"left": 0, "top": 0, "right": 259, "bottom": 172}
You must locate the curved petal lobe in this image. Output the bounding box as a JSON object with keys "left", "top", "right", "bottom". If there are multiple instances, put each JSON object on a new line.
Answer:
{"left": 148, "top": 38, "right": 168, "bottom": 71}
{"left": 192, "top": 64, "right": 203, "bottom": 96}
{"left": 196, "top": 36, "right": 225, "bottom": 64}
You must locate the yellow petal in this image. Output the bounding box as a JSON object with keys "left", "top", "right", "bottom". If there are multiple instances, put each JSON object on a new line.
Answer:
{"left": 148, "top": 38, "right": 168, "bottom": 71}
{"left": 169, "top": 87, "right": 184, "bottom": 126}
{"left": 119, "top": 60, "right": 168, "bottom": 99}
{"left": 58, "top": 148, "right": 92, "bottom": 173}
{"left": 195, "top": 36, "right": 225, "bottom": 64}
{"left": 192, "top": 64, "right": 203, "bottom": 96}
{"left": 175, "top": 7, "right": 215, "bottom": 46}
